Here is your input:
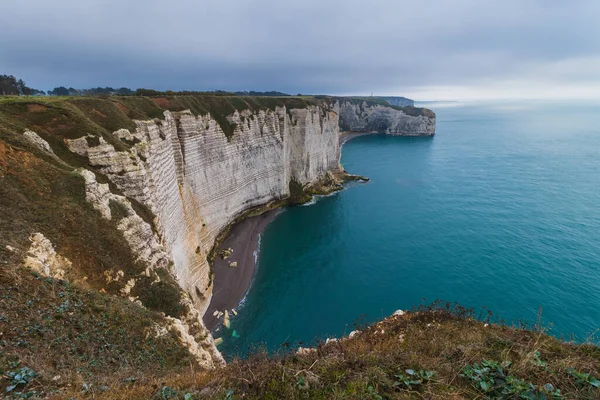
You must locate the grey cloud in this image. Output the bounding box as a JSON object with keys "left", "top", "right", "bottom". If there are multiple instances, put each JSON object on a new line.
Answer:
{"left": 1, "top": 0, "right": 599, "bottom": 98}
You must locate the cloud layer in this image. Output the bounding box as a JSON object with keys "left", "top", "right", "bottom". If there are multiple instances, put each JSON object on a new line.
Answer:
{"left": 2, "top": 0, "right": 599, "bottom": 99}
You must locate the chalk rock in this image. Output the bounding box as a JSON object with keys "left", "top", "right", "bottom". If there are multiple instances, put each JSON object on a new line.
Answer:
{"left": 296, "top": 347, "right": 316, "bottom": 355}
{"left": 164, "top": 316, "right": 218, "bottom": 369}
{"left": 23, "top": 130, "right": 55, "bottom": 154}
{"left": 24, "top": 233, "right": 70, "bottom": 279}
{"left": 120, "top": 278, "right": 136, "bottom": 296}
{"left": 223, "top": 310, "right": 231, "bottom": 329}
{"left": 349, "top": 330, "right": 361, "bottom": 338}
{"left": 393, "top": 309, "right": 405, "bottom": 316}
{"left": 338, "top": 101, "right": 435, "bottom": 136}
{"left": 77, "top": 169, "right": 169, "bottom": 272}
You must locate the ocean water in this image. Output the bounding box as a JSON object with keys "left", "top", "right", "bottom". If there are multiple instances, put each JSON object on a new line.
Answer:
{"left": 219, "top": 100, "right": 600, "bottom": 356}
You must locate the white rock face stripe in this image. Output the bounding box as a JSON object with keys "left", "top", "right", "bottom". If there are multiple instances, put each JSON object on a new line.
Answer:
{"left": 68, "top": 105, "right": 342, "bottom": 314}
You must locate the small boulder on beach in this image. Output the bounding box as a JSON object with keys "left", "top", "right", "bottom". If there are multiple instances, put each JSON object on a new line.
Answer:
{"left": 223, "top": 310, "right": 231, "bottom": 329}
{"left": 219, "top": 247, "right": 234, "bottom": 259}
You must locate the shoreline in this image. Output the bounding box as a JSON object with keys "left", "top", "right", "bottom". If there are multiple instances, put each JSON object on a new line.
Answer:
{"left": 339, "top": 131, "right": 371, "bottom": 146}
{"left": 204, "top": 133, "right": 365, "bottom": 331}
{"left": 203, "top": 209, "right": 280, "bottom": 331}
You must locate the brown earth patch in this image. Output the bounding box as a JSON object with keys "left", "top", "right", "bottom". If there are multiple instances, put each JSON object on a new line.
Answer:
{"left": 113, "top": 101, "right": 130, "bottom": 114}
{"left": 92, "top": 108, "right": 107, "bottom": 118}
{"left": 26, "top": 103, "right": 48, "bottom": 112}
{"left": 150, "top": 97, "right": 171, "bottom": 109}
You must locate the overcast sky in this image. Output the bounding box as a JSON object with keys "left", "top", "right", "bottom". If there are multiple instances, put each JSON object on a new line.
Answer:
{"left": 2, "top": 0, "right": 599, "bottom": 100}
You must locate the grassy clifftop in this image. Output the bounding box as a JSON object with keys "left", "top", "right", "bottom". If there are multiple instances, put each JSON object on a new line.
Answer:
{"left": 0, "top": 95, "right": 324, "bottom": 152}
{"left": 0, "top": 95, "right": 433, "bottom": 151}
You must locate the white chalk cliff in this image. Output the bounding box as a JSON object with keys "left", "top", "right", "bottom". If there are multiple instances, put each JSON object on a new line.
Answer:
{"left": 338, "top": 100, "right": 436, "bottom": 135}
{"left": 64, "top": 100, "right": 435, "bottom": 366}
{"left": 68, "top": 105, "right": 341, "bottom": 309}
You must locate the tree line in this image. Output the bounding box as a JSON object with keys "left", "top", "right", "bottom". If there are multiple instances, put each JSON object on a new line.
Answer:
{"left": 1, "top": 74, "right": 291, "bottom": 97}
{"left": 47, "top": 86, "right": 134, "bottom": 96}
{"left": 0, "top": 75, "right": 45, "bottom": 96}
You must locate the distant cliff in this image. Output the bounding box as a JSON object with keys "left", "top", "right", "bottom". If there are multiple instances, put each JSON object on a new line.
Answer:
{"left": 378, "top": 96, "right": 414, "bottom": 107}
{"left": 336, "top": 98, "right": 435, "bottom": 136}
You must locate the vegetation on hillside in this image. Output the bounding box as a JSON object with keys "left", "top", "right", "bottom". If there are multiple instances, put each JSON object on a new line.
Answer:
{"left": 0, "top": 95, "right": 325, "bottom": 144}
{"left": 0, "top": 265, "right": 193, "bottom": 399}
{"left": 2, "top": 302, "right": 592, "bottom": 399}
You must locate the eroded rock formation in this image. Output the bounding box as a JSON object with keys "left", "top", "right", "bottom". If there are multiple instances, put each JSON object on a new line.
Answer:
{"left": 338, "top": 100, "right": 435, "bottom": 135}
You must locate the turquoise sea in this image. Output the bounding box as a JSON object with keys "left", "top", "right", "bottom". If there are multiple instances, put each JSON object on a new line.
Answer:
{"left": 220, "top": 100, "right": 600, "bottom": 356}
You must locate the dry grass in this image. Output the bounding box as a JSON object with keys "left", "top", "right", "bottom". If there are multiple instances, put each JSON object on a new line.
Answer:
{"left": 49, "top": 305, "right": 600, "bottom": 399}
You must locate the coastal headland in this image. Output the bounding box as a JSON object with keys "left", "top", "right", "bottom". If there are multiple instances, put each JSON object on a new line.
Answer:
{"left": 0, "top": 93, "right": 434, "bottom": 370}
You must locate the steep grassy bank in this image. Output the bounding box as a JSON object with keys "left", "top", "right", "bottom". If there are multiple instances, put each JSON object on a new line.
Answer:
{"left": 3, "top": 259, "right": 599, "bottom": 398}
{"left": 0, "top": 265, "right": 193, "bottom": 399}
{"left": 34, "top": 305, "right": 599, "bottom": 399}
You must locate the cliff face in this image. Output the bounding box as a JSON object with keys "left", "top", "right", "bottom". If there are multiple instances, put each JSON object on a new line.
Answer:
{"left": 338, "top": 100, "right": 435, "bottom": 136}
{"left": 1, "top": 95, "right": 435, "bottom": 370}
{"left": 68, "top": 105, "right": 341, "bottom": 314}
{"left": 378, "top": 96, "right": 415, "bottom": 107}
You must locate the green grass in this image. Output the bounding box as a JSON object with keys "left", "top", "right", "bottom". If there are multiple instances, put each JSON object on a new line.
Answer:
{"left": 131, "top": 269, "right": 186, "bottom": 319}
{"left": 0, "top": 265, "right": 192, "bottom": 398}
{"left": 0, "top": 123, "right": 178, "bottom": 319}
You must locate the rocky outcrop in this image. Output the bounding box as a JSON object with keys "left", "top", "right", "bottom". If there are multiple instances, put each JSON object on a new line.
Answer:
{"left": 24, "top": 233, "right": 71, "bottom": 279}
{"left": 338, "top": 100, "right": 435, "bottom": 136}
{"left": 77, "top": 169, "right": 170, "bottom": 273}
{"left": 23, "top": 130, "right": 56, "bottom": 155}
